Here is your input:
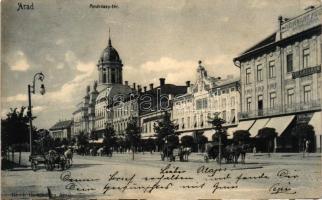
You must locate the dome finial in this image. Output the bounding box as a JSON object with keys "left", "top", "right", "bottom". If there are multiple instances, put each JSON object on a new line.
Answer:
{"left": 108, "top": 27, "right": 112, "bottom": 47}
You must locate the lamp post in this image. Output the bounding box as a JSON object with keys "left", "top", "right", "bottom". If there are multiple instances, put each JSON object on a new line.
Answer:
{"left": 27, "top": 72, "right": 45, "bottom": 156}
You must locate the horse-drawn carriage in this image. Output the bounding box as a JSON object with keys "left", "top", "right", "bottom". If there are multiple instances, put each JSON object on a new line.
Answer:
{"left": 29, "top": 139, "right": 73, "bottom": 171}
{"left": 29, "top": 150, "right": 70, "bottom": 171}
{"left": 204, "top": 142, "right": 249, "bottom": 164}
{"left": 161, "top": 144, "right": 191, "bottom": 162}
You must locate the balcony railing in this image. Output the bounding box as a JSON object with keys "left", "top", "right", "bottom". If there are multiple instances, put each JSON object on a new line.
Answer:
{"left": 239, "top": 99, "right": 321, "bottom": 119}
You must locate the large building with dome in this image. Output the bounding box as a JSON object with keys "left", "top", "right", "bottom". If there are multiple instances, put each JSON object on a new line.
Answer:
{"left": 72, "top": 35, "right": 135, "bottom": 139}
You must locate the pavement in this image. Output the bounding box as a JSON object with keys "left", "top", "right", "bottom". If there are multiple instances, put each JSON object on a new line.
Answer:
{"left": 1, "top": 152, "right": 322, "bottom": 199}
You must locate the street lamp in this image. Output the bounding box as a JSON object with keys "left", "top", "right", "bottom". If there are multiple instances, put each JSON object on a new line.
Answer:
{"left": 27, "top": 72, "right": 45, "bottom": 156}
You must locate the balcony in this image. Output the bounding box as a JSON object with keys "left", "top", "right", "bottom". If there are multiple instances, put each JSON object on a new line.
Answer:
{"left": 239, "top": 99, "right": 321, "bottom": 119}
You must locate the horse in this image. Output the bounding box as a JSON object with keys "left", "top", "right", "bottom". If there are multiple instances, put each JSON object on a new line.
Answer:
{"left": 64, "top": 148, "right": 73, "bottom": 167}
{"left": 97, "top": 147, "right": 104, "bottom": 156}
{"left": 223, "top": 144, "right": 241, "bottom": 164}
{"left": 179, "top": 147, "right": 191, "bottom": 161}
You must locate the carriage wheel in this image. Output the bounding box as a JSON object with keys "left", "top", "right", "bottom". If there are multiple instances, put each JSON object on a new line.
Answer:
{"left": 31, "top": 162, "right": 37, "bottom": 171}
{"left": 60, "top": 162, "right": 65, "bottom": 171}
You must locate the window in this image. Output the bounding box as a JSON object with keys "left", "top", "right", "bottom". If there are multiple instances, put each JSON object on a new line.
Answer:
{"left": 187, "top": 117, "right": 190, "bottom": 128}
{"left": 304, "top": 85, "right": 312, "bottom": 103}
{"left": 230, "top": 109, "right": 236, "bottom": 123}
{"left": 246, "top": 68, "right": 251, "bottom": 84}
{"left": 257, "top": 64, "right": 263, "bottom": 81}
{"left": 269, "top": 61, "right": 276, "bottom": 78}
{"left": 203, "top": 98, "right": 208, "bottom": 109}
{"left": 270, "top": 92, "right": 276, "bottom": 108}
{"left": 200, "top": 114, "right": 204, "bottom": 127}
{"left": 286, "top": 54, "right": 293, "bottom": 72}
{"left": 287, "top": 88, "right": 294, "bottom": 105}
{"left": 222, "top": 111, "right": 226, "bottom": 122}
{"left": 222, "top": 98, "right": 226, "bottom": 109}
{"left": 246, "top": 97, "right": 252, "bottom": 112}
{"left": 303, "top": 48, "right": 310, "bottom": 69}
{"left": 230, "top": 97, "right": 235, "bottom": 107}
{"left": 181, "top": 118, "right": 185, "bottom": 129}
{"left": 196, "top": 99, "right": 202, "bottom": 110}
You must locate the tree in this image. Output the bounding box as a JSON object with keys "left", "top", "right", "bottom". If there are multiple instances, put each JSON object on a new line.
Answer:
{"left": 233, "top": 130, "right": 251, "bottom": 144}
{"left": 1, "top": 107, "right": 31, "bottom": 165}
{"left": 181, "top": 135, "right": 194, "bottom": 148}
{"left": 77, "top": 131, "right": 89, "bottom": 147}
{"left": 257, "top": 127, "right": 277, "bottom": 157}
{"left": 154, "top": 111, "right": 179, "bottom": 149}
{"left": 103, "top": 124, "right": 116, "bottom": 151}
{"left": 208, "top": 112, "right": 226, "bottom": 165}
{"left": 292, "top": 124, "right": 315, "bottom": 155}
{"left": 125, "top": 118, "right": 141, "bottom": 160}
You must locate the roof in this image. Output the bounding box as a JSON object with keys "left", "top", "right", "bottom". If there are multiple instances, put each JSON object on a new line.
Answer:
{"left": 98, "top": 38, "right": 122, "bottom": 64}
{"left": 240, "top": 33, "right": 276, "bottom": 55}
{"left": 49, "top": 120, "right": 73, "bottom": 131}
{"left": 215, "top": 77, "right": 240, "bottom": 87}
{"left": 143, "top": 84, "right": 187, "bottom": 96}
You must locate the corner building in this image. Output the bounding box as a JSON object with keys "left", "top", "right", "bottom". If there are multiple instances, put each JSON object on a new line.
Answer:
{"left": 233, "top": 6, "right": 322, "bottom": 152}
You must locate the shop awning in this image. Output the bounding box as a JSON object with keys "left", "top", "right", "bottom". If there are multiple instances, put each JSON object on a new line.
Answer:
{"left": 227, "top": 127, "right": 238, "bottom": 139}
{"left": 235, "top": 120, "right": 255, "bottom": 131}
{"left": 89, "top": 138, "right": 104, "bottom": 144}
{"left": 249, "top": 118, "right": 270, "bottom": 137}
{"left": 203, "top": 130, "right": 214, "bottom": 141}
{"left": 141, "top": 132, "right": 156, "bottom": 139}
{"left": 309, "top": 111, "right": 322, "bottom": 135}
{"left": 265, "top": 115, "right": 295, "bottom": 136}
{"left": 179, "top": 132, "right": 194, "bottom": 139}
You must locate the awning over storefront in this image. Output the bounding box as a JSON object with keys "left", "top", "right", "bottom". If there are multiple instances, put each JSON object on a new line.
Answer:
{"left": 227, "top": 127, "right": 238, "bottom": 139}
{"left": 309, "top": 111, "right": 322, "bottom": 135}
{"left": 203, "top": 130, "right": 214, "bottom": 141}
{"left": 89, "top": 138, "right": 104, "bottom": 144}
{"left": 141, "top": 132, "right": 156, "bottom": 139}
{"left": 235, "top": 120, "right": 255, "bottom": 131}
{"left": 179, "top": 132, "right": 194, "bottom": 139}
{"left": 249, "top": 118, "right": 270, "bottom": 137}
{"left": 265, "top": 115, "right": 295, "bottom": 136}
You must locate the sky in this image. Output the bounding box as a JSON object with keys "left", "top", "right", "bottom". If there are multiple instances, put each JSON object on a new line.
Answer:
{"left": 1, "top": 0, "right": 321, "bottom": 129}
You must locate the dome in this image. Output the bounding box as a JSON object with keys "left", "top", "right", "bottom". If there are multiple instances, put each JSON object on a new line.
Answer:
{"left": 99, "top": 38, "right": 122, "bottom": 64}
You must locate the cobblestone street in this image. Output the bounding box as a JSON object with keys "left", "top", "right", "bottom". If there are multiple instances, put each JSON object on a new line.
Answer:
{"left": 2, "top": 152, "right": 322, "bottom": 199}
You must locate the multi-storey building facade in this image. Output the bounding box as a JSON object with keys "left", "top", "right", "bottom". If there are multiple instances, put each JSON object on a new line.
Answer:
{"left": 49, "top": 120, "right": 73, "bottom": 140}
{"left": 72, "top": 35, "right": 134, "bottom": 140}
{"left": 172, "top": 61, "right": 240, "bottom": 141}
{"left": 140, "top": 78, "right": 187, "bottom": 140}
{"left": 233, "top": 6, "right": 322, "bottom": 152}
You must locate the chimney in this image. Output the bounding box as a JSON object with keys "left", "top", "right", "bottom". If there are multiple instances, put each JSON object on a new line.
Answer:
{"left": 124, "top": 81, "right": 128, "bottom": 86}
{"left": 186, "top": 81, "right": 191, "bottom": 87}
{"left": 133, "top": 83, "right": 136, "bottom": 90}
{"left": 144, "top": 86, "right": 147, "bottom": 92}
{"left": 137, "top": 84, "right": 141, "bottom": 91}
{"left": 149, "top": 83, "right": 154, "bottom": 90}
{"left": 159, "top": 78, "right": 165, "bottom": 86}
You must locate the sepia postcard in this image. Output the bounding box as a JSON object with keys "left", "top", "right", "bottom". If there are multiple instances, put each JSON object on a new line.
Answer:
{"left": 1, "top": 0, "right": 322, "bottom": 199}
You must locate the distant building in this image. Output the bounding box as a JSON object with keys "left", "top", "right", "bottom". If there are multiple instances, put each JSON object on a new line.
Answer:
{"left": 72, "top": 34, "right": 134, "bottom": 140}
{"left": 172, "top": 61, "right": 240, "bottom": 141}
{"left": 140, "top": 78, "right": 187, "bottom": 140}
{"left": 233, "top": 6, "right": 322, "bottom": 152}
{"left": 49, "top": 120, "right": 73, "bottom": 140}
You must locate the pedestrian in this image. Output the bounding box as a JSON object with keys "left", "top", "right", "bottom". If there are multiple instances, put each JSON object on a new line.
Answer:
{"left": 253, "top": 146, "right": 256, "bottom": 155}
{"left": 305, "top": 139, "right": 310, "bottom": 156}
